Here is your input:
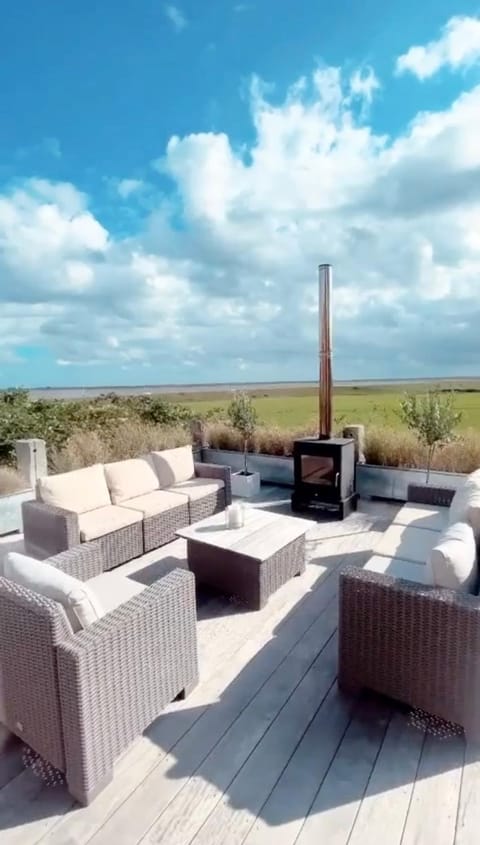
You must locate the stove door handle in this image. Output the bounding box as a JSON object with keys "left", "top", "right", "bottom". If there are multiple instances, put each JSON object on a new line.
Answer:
{"left": 335, "top": 472, "right": 340, "bottom": 487}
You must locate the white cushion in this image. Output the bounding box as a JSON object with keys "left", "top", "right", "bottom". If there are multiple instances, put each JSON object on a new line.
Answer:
{"left": 87, "top": 571, "right": 146, "bottom": 616}
{"left": 428, "top": 521, "right": 477, "bottom": 593}
{"left": 167, "top": 478, "right": 224, "bottom": 502}
{"left": 104, "top": 457, "right": 159, "bottom": 505}
{"left": 4, "top": 552, "right": 103, "bottom": 633}
{"left": 78, "top": 505, "right": 142, "bottom": 542}
{"left": 374, "top": 523, "right": 439, "bottom": 565}
{"left": 121, "top": 489, "right": 188, "bottom": 517}
{"left": 37, "top": 464, "right": 111, "bottom": 515}
{"left": 151, "top": 446, "right": 195, "bottom": 488}
{"left": 449, "top": 470, "right": 480, "bottom": 540}
{"left": 393, "top": 503, "right": 449, "bottom": 533}
{"left": 364, "top": 554, "right": 432, "bottom": 586}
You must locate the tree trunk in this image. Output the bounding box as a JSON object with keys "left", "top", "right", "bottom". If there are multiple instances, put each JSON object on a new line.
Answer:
{"left": 426, "top": 444, "right": 436, "bottom": 484}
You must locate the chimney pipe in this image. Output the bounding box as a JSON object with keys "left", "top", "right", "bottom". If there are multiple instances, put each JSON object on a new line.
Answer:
{"left": 318, "top": 263, "right": 333, "bottom": 440}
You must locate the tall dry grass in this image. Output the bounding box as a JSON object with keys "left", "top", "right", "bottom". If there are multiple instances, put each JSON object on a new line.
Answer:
{"left": 0, "top": 467, "right": 29, "bottom": 495}
{"left": 49, "top": 420, "right": 191, "bottom": 473}
{"left": 365, "top": 426, "right": 480, "bottom": 473}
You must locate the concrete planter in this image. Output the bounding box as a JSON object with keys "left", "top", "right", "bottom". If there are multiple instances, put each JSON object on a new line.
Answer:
{"left": 231, "top": 471, "right": 261, "bottom": 498}
{"left": 0, "top": 489, "right": 34, "bottom": 536}
{"left": 202, "top": 448, "right": 466, "bottom": 502}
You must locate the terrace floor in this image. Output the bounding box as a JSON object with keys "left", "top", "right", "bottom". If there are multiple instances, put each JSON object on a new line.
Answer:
{"left": 0, "top": 487, "right": 478, "bottom": 845}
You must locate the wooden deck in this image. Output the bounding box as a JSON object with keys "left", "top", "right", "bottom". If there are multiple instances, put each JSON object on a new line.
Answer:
{"left": 0, "top": 489, "right": 478, "bottom": 845}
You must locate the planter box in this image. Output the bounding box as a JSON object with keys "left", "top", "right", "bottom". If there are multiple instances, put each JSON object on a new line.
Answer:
{"left": 356, "top": 465, "right": 465, "bottom": 502}
{"left": 203, "top": 449, "right": 294, "bottom": 487}
{"left": 231, "top": 471, "right": 261, "bottom": 498}
{"left": 0, "top": 489, "right": 34, "bottom": 536}
{"left": 202, "top": 448, "right": 467, "bottom": 503}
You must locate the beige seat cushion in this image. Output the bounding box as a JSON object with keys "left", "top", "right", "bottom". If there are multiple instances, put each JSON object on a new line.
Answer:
{"left": 428, "top": 521, "right": 477, "bottom": 593}
{"left": 167, "top": 478, "right": 224, "bottom": 502}
{"left": 373, "top": 523, "right": 439, "bottom": 565}
{"left": 393, "top": 503, "right": 449, "bottom": 533}
{"left": 87, "top": 571, "right": 146, "bottom": 616}
{"left": 104, "top": 458, "right": 159, "bottom": 505}
{"left": 151, "top": 446, "right": 195, "bottom": 488}
{"left": 364, "top": 554, "right": 432, "bottom": 586}
{"left": 121, "top": 489, "right": 188, "bottom": 517}
{"left": 4, "top": 552, "right": 103, "bottom": 632}
{"left": 37, "top": 464, "right": 111, "bottom": 514}
{"left": 78, "top": 505, "right": 142, "bottom": 542}
{"left": 449, "top": 470, "right": 480, "bottom": 540}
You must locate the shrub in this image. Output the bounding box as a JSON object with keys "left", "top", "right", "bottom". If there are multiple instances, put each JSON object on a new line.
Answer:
{"left": 398, "top": 391, "right": 462, "bottom": 482}
{"left": 227, "top": 393, "right": 259, "bottom": 474}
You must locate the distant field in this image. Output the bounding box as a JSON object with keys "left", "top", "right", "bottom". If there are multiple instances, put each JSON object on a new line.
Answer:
{"left": 168, "top": 382, "right": 480, "bottom": 430}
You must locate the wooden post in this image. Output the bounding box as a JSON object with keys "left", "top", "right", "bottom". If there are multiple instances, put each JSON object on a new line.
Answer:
{"left": 14, "top": 439, "right": 47, "bottom": 489}
{"left": 343, "top": 425, "right": 366, "bottom": 464}
{"left": 190, "top": 420, "right": 208, "bottom": 461}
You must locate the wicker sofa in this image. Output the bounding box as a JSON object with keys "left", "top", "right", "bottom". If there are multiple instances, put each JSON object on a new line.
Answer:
{"left": 22, "top": 446, "right": 232, "bottom": 567}
{"left": 338, "top": 477, "right": 480, "bottom": 739}
{"left": 0, "top": 542, "right": 198, "bottom": 804}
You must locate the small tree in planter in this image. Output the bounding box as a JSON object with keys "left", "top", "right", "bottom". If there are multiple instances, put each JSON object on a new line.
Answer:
{"left": 227, "top": 392, "right": 260, "bottom": 497}
{"left": 398, "top": 391, "right": 462, "bottom": 483}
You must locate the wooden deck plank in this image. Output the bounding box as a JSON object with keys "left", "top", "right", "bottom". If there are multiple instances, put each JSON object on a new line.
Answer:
{"left": 401, "top": 733, "right": 465, "bottom": 845}
{"left": 115, "top": 600, "right": 338, "bottom": 845}
{"left": 188, "top": 636, "right": 339, "bottom": 845}
{"left": 243, "top": 684, "right": 353, "bottom": 845}
{"left": 455, "top": 742, "right": 480, "bottom": 844}
{"left": 348, "top": 712, "right": 425, "bottom": 845}
{"left": 294, "top": 696, "right": 392, "bottom": 845}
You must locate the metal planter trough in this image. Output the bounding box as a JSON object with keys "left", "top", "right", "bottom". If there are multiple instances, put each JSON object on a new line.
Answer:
{"left": 202, "top": 449, "right": 466, "bottom": 502}
{"left": 0, "top": 489, "right": 34, "bottom": 536}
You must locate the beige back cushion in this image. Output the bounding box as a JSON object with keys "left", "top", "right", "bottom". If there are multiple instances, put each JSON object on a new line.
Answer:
{"left": 449, "top": 470, "right": 480, "bottom": 540}
{"left": 151, "top": 446, "right": 195, "bottom": 488}
{"left": 428, "top": 522, "right": 477, "bottom": 593}
{"left": 4, "top": 552, "right": 104, "bottom": 632}
{"left": 104, "top": 458, "right": 159, "bottom": 505}
{"left": 37, "top": 464, "right": 111, "bottom": 514}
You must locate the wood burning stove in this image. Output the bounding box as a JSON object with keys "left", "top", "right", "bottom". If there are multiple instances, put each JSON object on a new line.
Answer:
{"left": 291, "top": 437, "right": 357, "bottom": 519}
{"left": 291, "top": 264, "right": 358, "bottom": 520}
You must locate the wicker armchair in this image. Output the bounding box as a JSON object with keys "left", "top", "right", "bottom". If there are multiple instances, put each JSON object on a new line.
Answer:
{"left": 338, "top": 483, "right": 480, "bottom": 739}
{"left": 0, "top": 544, "right": 199, "bottom": 804}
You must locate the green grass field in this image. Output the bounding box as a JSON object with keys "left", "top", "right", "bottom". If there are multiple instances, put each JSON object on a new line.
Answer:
{"left": 168, "top": 382, "right": 480, "bottom": 430}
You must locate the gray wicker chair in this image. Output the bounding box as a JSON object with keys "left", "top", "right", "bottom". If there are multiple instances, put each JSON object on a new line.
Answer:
{"left": 0, "top": 544, "right": 199, "bottom": 804}
{"left": 22, "top": 462, "right": 232, "bottom": 563}
{"left": 338, "top": 484, "right": 480, "bottom": 739}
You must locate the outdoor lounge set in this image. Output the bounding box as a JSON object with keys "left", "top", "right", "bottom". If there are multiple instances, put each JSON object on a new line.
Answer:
{"left": 2, "top": 448, "right": 480, "bottom": 807}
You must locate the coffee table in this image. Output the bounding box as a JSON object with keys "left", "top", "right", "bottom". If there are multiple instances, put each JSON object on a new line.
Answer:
{"left": 176, "top": 507, "right": 310, "bottom": 610}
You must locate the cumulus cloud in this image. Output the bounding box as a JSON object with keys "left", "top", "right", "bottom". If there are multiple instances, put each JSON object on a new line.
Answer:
{"left": 164, "top": 4, "right": 187, "bottom": 33}
{"left": 396, "top": 15, "right": 480, "bottom": 79}
{"left": 116, "top": 178, "right": 145, "bottom": 199}
{"left": 2, "top": 44, "right": 480, "bottom": 382}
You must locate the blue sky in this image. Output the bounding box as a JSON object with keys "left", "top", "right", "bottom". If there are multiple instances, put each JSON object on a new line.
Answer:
{"left": 1, "top": 2, "right": 480, "bottom": 387}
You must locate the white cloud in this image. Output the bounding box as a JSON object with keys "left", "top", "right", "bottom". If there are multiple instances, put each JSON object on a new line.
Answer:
{"left": 3, "top": 50, "right": 480, "bottom": 381}
{"left": 349, "top": 66, "right": 380, "bottom": 104}
{"left": 117, "top": 178, "right": 145, "bottom": 198}
{"left": 164, "top": 4, "right": 187, "bottom": 32}
{"left": 396, "top": 15, "right": 480, "bottom": 79}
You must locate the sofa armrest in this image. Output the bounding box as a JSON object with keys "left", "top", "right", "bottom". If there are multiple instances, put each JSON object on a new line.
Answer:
{"left": 48, "top": 542, "right": 105, "bottom": 581}
{"left": 194, "top": 461, "right": 232, "bottom": 505}
{"left": 55, "top": 568, "right": 198, "bottom": 803}
{"left": 22, "top": 500, "right": 80, "bottom": 558}
{"left": 338, "top": 565, "right": 480, "bottom": 733}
